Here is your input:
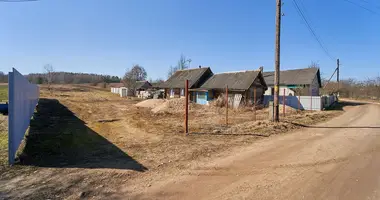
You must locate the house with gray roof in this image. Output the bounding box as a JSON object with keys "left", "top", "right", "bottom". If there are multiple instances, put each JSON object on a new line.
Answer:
{"left": 263, "top": 67, "right": 321, "bottom": 96}
{"left": 194, "top": 70, "right": 267, "bottom": 105}
{"left": 160, "top": 67, "right": 213, "bottom": 99}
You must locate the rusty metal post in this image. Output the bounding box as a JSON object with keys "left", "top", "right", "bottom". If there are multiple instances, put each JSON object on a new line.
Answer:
{"left": 185, "top": 80, "right": 189, "bottom": 135}
{"left": 253, "top": 87, "right": 257, "bottom": 121}
{"left": 283, "top": 88, "right": 285, "bottom": 117}
{"left": 226, "top": 86, "right": 228, "bottom": 126}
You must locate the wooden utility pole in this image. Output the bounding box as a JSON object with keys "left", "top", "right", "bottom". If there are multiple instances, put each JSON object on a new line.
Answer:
{"left": 253, "top": 88, "right": 257, "bottom": 121}
{"left": 283, "top": 88, "right": 286, "bottom": 117}
{"left": 274, "top": 0, "right": 282, "bottom": 122}
{"left": 337, "top": 59, "right": 340, "bottom": 96}
{"left": 184, "top": 80, "right": 189, "bottom": 135}
{"left": 226, "top": 86, "right": 228, "bottom": 126}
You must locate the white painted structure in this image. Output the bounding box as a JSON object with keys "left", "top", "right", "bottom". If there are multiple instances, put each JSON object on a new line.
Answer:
{"left": 110, "top": 87, "right": 133, "bottom": 97}
{"left": 264, "top": 86, "right": 295, "bottom": 96}
{"left": 8, "top": 68, "right": 39, "bottom": 164}
{"left": 264, "top": 95, "right": 337, "bottom": 111}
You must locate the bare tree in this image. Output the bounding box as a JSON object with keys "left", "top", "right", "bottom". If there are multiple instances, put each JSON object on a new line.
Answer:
{"left": 167, "top": 65, "right": 177, "bottom": 79}
{"left": 167, "top": 54, "right": 192, "bottom": 78}
{"left": 44, "top": 64, "right": 55, "bottom": 90}
{"left": 308, "top": 61, "right": 320, "bottom": 69}
{"left": 177, "top": 54, "right": 191, "bottom": 70}
{"left": 123, "top": 64, "right": 147, "bottom": 91}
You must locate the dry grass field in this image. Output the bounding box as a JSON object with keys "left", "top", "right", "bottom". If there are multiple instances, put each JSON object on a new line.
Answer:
{"left": 0, "top": 84, "right": 343, "bottom": 199}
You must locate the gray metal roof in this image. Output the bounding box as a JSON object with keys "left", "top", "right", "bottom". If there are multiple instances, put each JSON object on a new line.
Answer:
{"left": 200, "top": 70, "right": 266, "bottom": 91}
{"left": 263, "top": 67, "right": 321, "bottom": 87}
{"left": 161, "top": 67, "right": 212, "bottom": 89}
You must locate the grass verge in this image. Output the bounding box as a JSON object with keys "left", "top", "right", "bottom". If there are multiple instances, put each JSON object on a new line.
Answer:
{"left": 0, "top": 85, "right": 8, "bottom": 102}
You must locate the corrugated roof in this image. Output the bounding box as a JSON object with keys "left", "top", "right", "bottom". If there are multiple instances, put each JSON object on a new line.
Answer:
{"left": 200, "top": 70, "right": 264, "bottom": 90}
{"left": 263, "top": 67, "right": 320, "bottom": 87}
{"left": 161, "top": 67, "right": 212, "bottom": 89}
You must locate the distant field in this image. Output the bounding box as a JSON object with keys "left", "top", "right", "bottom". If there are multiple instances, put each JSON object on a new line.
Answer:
{"left": 0, "top": 85, "right": 8, "bottom": 101}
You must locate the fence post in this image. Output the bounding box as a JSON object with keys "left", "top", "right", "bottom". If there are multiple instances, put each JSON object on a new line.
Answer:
{"left": 283, "top": 88, "right": 285, "bottom": 117}
{"left": 226, "top": 85, "right": 228, "bottom": 126}
{"left": 298, "top": 94, "right": 301, "bottom": 113}
{"left": 184, "top": 80, "right": 189, "bottom": 135}
{"left": 310, "top": 88, "right": 313, "bottom": 111}
{"left": 253, "top": 87, "right": 256, "bottom": 121}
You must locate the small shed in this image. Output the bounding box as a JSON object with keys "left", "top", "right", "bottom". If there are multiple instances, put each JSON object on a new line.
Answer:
{"left": 196, "top": 70, "right": 267, "bottom": 106}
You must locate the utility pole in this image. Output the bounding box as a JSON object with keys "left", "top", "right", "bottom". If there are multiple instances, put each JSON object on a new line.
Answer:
{"left": 274, "top": 0, "right": 282, "bottom": 122}
{"left": 337, "top": 59, "right": 340, "bottom": 96}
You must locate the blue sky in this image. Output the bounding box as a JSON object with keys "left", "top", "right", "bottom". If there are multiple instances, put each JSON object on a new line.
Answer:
{"left": 0, "top": 0, "right": 379, "bottom": 80}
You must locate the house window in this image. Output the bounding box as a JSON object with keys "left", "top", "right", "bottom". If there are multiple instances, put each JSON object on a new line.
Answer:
{"left": 198, "top": 92, "right": 206, "bottom": 99}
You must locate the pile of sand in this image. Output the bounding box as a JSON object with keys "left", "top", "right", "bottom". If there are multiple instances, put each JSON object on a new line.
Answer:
{"left": 152, "top": 98, "right": 186, "bottom": 113}
{"left": 136, "top": 98, "right": 205, "bottom": 113}
{"left": 135, "top": 99, "right": 166, "bottom": 109}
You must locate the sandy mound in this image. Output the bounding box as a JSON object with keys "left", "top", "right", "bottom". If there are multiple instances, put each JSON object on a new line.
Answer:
{"left": 136, "top": 99, "right": 166, "bottom": 109}
{"left": 152, "top": 98, "right": 183, "bottom": 113}
{"left": 136, "top": 98, "right": 206, "bottom": 113}
{"left": 152, "top": 98, "right": 203, "bottom": 113}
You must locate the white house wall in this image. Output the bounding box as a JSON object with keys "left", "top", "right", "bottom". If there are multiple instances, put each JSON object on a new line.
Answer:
{"left": 264, "top": 86, "right": 295, "bottom": 96}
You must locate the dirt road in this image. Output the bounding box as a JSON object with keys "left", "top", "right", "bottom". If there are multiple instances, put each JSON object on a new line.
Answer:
{"left": 131, "top": 102, "right": 380, "bottom": 200}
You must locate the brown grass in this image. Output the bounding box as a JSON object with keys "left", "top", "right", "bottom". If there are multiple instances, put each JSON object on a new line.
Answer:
{"left": 0, "top": 84, "right": 343, "bottom": 199}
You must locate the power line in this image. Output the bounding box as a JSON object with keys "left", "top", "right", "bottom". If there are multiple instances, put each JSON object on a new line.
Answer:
{"left": 342, "top": 0, "right": 378, "bottom": 14}
{"left": 292, "top": 0, "right": 335, "bottom": 61}
{"left": 0, "top": 0, "right": 38, "bottom": 2}
{"left": 298, "top": 0, "right": 315, "bottom": 28}
{"left": 358, "top": 0, "right": 380, "bottom": 10}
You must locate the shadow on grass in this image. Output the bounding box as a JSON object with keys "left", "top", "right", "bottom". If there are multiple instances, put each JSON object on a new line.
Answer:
{"left": 17, "top": 98, "right": 147, "bottom": 171}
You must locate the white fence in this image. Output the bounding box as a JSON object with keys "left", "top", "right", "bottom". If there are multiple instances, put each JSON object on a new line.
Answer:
{"left": 263, "top": 95, "right": 337, "bottom": 111}
{"left": 8, "top": 68, "right": 39, "bottom": 164}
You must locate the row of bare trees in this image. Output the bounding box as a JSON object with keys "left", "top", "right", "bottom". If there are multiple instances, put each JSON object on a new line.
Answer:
{"left": 27, "top": 72, "right": 121, "bottom": 85}
{"left": 322, "top": 77, "right": 380, "bottom": 100}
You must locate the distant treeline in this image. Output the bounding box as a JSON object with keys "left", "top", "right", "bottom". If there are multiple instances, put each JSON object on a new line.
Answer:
{"left": 0, "top": 72, "right": 7, "bottom": 83}
{"left": 322, "top": 78, "right": 380, "bottom": 100}
{"left": 0, "top": 71, "right": 121, "bottom": 84}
